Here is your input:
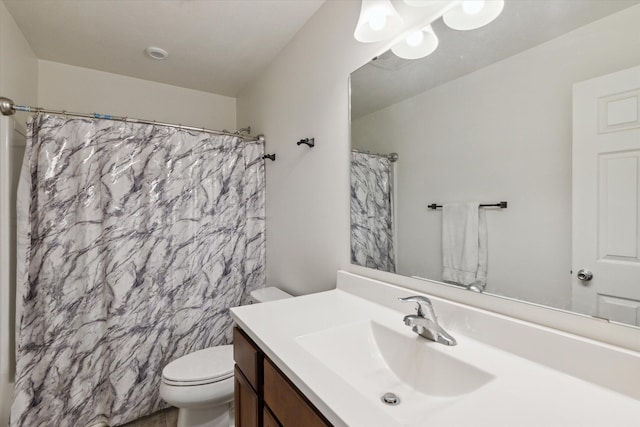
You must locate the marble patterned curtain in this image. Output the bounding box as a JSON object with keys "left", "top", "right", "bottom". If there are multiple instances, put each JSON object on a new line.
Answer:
{"left": 10, "top": 114, "right": 265, "bottom": 426}
{"left": 350, "top": 151, "right": 395, "bottom": 273}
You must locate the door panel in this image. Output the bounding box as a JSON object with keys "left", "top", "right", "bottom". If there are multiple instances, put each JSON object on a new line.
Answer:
{"left": 572, "top": 65, "right": 640, "bottom": 326}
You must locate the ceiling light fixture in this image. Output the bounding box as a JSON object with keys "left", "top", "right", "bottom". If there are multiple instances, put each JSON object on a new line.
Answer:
{"left": 391, "top": 25, "right": 439, "bottom": 60}
{"left": 442, "top": 0, "right": 504, "bottom": 31}
{"left": 145, "top": 46, "right": 169, "bottom": 60}
{"left": 353, "top": 0, "right": 505, "bottom": 61}
{"left": 354, "top": 0, "right": 404, "bottom": 43}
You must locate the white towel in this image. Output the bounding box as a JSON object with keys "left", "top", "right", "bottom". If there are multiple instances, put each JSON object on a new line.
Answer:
{"left": 442, "top": 202, "right": 487, "bottom": 287}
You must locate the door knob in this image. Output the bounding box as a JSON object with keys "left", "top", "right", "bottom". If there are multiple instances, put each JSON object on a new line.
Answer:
{"left": 577, "top": 269, "right": 593, "bottom": 282}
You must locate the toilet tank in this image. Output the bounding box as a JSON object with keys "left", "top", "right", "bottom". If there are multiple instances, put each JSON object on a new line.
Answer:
{"left": 249, "top": 287, "right": 292, "bottom": 304}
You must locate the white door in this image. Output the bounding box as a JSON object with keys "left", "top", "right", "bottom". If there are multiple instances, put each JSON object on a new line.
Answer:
{"left": 572, "top": 65, "right": 640, "bottom": 326}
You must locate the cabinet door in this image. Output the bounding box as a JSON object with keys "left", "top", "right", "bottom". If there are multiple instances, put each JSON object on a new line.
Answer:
{"left": 234, "top": 366, "right": 259, "bottom": 427}
{"left": 264, "top": 358, "right": 331, "bottom": 427}
{"left": 263, "top": 407, "right": 282, "bottom": 427}
{"left": 234, "top": 327, "right": 260, "bottom": 389}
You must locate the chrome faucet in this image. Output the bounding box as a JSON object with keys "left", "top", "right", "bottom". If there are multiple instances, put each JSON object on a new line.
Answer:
{"left": 399, "top": 296, "right": 457, "bottom": 346}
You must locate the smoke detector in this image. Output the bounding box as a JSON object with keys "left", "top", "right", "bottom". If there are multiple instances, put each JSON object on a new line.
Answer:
{"left": 145, "top": 46, "right": 168, "bottom": 60}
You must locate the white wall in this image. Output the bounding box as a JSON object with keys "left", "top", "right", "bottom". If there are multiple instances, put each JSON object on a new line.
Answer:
{"left": 0, "top": 0, "right": 38, "bottom": 121}
{"left": 236, "top": 0, "right": 452, "bottom": 296}
{"left": 0, "top": 1, "right": 37, "bottom": 424}
{"left": 38, "top": 60, "right": 237, "bottom": 131}
{"left": 236, "top": 1, "right": 394, "bottom": 296}
{"left": 352, "top": 5, "right": 640, "bottom": 310}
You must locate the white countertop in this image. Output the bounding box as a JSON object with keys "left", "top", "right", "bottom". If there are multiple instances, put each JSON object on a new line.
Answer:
{"left": 230, "top": 272, "right": 640, "bottom": 427}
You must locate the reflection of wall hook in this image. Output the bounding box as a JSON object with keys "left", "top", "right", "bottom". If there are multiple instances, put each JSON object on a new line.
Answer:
{"left": 297, "top": 138, "right": 315, "bottom": 148}
{"left": 263, "top": 153, "right": 276, "bottom": 161}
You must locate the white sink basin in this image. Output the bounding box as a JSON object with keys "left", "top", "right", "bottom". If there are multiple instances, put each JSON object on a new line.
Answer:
{"left": 295, "top": 320, "right": 494, "bottom": 423}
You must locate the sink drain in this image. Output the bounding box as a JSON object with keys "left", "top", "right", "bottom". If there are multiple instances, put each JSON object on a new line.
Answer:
{"left": 381, "top": 392, "right": 400, "bottom": 406}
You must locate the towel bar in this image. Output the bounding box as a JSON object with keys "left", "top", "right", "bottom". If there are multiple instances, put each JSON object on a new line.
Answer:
{"left": 427, "top": 201, "right": 507, "bottom": 210}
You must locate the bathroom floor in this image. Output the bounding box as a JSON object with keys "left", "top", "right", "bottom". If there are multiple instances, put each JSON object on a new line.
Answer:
{"left": 122, "top": 408, "right": 178, "bottom": 427}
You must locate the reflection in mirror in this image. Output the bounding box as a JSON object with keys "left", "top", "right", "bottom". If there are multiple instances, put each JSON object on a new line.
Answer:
{"left": 350, "top": 150, "right": 397, "bottom": 273}
{"left": 350, "top": 0, "right": 640, "bottom": 328}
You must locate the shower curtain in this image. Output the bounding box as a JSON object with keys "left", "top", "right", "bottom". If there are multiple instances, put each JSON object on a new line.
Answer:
{"left": 350, "top": 151, "right": 395, "bottom": 273}
{"left": 10, "top": 114, "right": 265, "bottom": 426}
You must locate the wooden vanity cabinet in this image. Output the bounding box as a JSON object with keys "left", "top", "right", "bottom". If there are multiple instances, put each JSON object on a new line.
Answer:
{"left": 233, "top": 327, "right": 332, "bottom": 427}
{"left": 234, "top": 365, "right": 259, "bottom": 427}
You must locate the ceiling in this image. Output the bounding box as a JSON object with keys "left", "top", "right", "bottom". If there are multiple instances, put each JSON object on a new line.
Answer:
{"left": 351, "top": 0, "right": 640, "bottom": 119}
{"left": 3, "top": 0, "right": 325, "bottom": 97}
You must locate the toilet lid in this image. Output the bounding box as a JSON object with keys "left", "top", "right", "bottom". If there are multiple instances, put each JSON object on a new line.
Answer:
{"left": 162, "top": 345, "right": 234, "bottom": 385}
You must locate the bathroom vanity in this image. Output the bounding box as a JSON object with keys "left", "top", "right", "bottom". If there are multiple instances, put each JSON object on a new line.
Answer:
{"left": 230, "top": 272, "right": 640, "bottom": 427}
{"left": 234, "top": 327, "right": 330, "bottom": 427}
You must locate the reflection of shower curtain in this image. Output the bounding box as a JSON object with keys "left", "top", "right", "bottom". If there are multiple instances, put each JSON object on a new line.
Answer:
{"left": 10, "top": 114, "right": 265, "bottom": 426}
{"left": 350, "top": 151, "right": 395, "bottom": 273}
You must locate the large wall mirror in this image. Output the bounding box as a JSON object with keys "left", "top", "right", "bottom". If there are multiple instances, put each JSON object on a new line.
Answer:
{"left": 350, "top": 0, "right": 640, "bottom": 329}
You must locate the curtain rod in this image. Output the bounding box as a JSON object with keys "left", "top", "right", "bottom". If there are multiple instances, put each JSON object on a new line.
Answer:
{"left": 0, "top": 96, "right": 264, "bottom": 142}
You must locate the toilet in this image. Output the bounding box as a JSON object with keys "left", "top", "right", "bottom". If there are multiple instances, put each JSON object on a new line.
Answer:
{"left": 159, "top": 287, "right": 292, "bottom": 427}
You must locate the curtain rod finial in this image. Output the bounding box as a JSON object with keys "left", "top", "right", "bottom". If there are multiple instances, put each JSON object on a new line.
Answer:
{"left": 0, "top": 97, "right": 15, "bottom": 116}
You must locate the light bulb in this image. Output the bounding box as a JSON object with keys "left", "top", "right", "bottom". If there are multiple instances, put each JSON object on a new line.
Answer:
{"left": 462, "top": 0, "right": 485, "bottom": 15}
{"left": 368, "top": 8, "right": 387, "bottom": 31}
{"left": 354, "top": 0, "right": 404, "bottom": 43}
{"left": 405, "top": 30, "right": 424, "bottom": 47}
{"left": 391, "top": 25, "right": 438, "bottom": 59}
{"left": 443, "top": 0, "right": 504, "bottom": 31}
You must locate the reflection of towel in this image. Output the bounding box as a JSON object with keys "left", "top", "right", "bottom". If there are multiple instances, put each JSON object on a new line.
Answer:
{"left": 442, "top": 203, "right": 487, "bottom": 287}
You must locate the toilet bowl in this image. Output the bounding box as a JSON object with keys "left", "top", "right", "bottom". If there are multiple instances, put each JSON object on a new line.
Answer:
{"left": 160, "top": 346, "right": 234, "bottom": 427}
{"left": 159, "top": 287, "right": 292, "bottom": 427}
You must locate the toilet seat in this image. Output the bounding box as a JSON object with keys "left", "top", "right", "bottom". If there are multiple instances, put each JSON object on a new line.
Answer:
{"left": 162, "top": 345, "right": 233, "bottom": 386}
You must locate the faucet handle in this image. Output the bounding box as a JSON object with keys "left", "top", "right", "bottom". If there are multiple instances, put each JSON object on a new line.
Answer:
{"left": 398, "top": 296, "right": 434, "bottom": 318}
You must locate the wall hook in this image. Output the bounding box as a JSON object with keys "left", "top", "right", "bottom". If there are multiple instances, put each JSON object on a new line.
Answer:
{"left": 297, "top": 138, "right": 315, "bottom": 148}
{"left": 263, "top": 153, "right": 276, "bottom": 161}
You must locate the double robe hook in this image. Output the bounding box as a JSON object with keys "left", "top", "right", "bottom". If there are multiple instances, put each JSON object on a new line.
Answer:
{"left": 297, "top": 138, "right": 315, "bottom": 148}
